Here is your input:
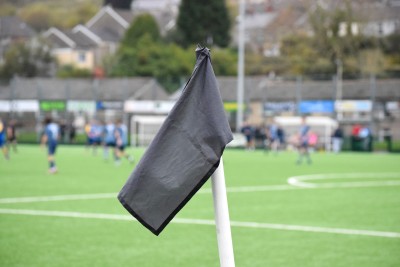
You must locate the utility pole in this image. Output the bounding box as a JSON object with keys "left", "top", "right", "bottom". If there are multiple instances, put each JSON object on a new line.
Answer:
{"left": 236, "top": 0, "right": 245, "bottom": 132}
{"left": 335, "top": 59, "right": 343, "bottom": 101}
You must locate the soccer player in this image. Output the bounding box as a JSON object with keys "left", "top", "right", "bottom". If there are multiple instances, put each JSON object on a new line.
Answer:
{"left": 296, "top": 116, "right": 312, "bottom": 165}
{"left": 87, "top": 119, "right": 103, "bottom": 155}
{"left": 41, "top": 117, "right": 60, "bottom": 174}
{"left": 0, "top": 118, "right": 10, "bottom": 160}
{"left": 268, "top": 122, "right": 280, "bottom": 154}
{"left": 103, "top": 120, "right": 117, "bottom": 161}
{"left": 6, "top": 119, "right": 18, "bottom": 153}
{"left": 241, "top": 121, "right": 255, "bottom": 151}
{"left": 114, "top": 119, "right": 134, "bottom": 165}
{"left": 84, "top": 121, "right": 92, "bottom": 149}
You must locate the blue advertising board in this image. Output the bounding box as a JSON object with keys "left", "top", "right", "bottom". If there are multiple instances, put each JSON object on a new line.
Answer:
{"left": 96, "top": 101, "right": 123, "bottom": 111}
{"left": 299, "top": 100, "right": 334, "bottom": 114}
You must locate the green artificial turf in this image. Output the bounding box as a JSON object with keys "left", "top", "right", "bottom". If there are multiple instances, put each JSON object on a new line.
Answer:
{"left": 0, "top": 145, "right": 399, "bottom": 267}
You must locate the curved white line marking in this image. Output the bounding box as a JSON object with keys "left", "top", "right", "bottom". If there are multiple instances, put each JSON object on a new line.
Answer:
{"left": 288, "top": 173, "right": 400, "bottom": 188}
{"left": 0, "top": 208, "right": 399, "bottom": 238}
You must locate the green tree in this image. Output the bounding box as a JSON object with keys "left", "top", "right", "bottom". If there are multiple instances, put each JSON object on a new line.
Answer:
{"left": 0, "top": 39, "right": 53, "bottom": 80}
{"left": 120, "top": 14, "right": 161, "bottom": 48}
{"left": 211, "top": 48, "right": 237, "bottom": 76}
{"left": 19, "top": 3, "right": 53, "bottom": 31}
{"left": 176, "top": 0, "right": 231, "bottom": 47}
{"left": 308, "top": 2, "right": 361, "bottom": 75}
{"left": 19, "top": 2, "right": 98, "bottom": 30}
{"left": 111, "top": 11, "right": 237, "bottom": 92}
{"left": 111, "top": 35, "right": 193, "bottom": 92}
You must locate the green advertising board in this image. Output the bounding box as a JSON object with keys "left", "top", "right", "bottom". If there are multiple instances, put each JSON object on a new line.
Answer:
{"left": 40, "top": 101, "right": 66, "bottom": 111}
{"left": 223, "top": 102, "right": 246, "bottom": 112}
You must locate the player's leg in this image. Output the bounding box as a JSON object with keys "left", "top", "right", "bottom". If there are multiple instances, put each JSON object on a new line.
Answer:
{"left": 0, "top": 139, "right": 9, "bottom": 160}
{"left": 48, "top": 143, "right": 57, "bottom": 173}
{"left": 119, "top": 146, "right": 134, "bottom": 164}
{"left": 103, "top": 143, "right": 109, "bottom": 160}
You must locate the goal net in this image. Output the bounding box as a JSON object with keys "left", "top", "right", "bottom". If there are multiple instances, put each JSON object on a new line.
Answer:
{"left": 130, "top": 115, "right": 167, "bottom": 147}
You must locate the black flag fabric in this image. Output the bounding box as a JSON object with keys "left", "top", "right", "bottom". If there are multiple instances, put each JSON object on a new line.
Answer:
{"left": 118, "top": 46, "right": 233, "bottom": 235}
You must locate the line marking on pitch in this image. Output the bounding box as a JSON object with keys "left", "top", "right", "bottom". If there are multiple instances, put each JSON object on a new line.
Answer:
{"left": 0, "top": 193, "right": 117, "bottom": 204}
{"left": 0, "top": 208, "right": 399, "bottom": 238}
{"left": 1, "top": 172, "right": 400, "bottom": 204}
{"left": 288, "top": 172, "right": 400, "bottom": 188}
{"left": 0, "top": 186, "right": 299, "bottom": 204}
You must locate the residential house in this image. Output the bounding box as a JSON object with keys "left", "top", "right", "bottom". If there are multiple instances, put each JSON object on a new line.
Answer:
{"left": 43, "top": 3, "right": 181, "bottom": 72}
{"left": 43, "top": 5, "right": 135, "bottom": 72}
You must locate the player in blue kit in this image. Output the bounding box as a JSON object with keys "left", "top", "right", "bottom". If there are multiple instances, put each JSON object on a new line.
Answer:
{"left": 41, "top": 117, "right": 60, "bottom": 174}
{"left": 0, "top": 118, "right": 10, "bottom": 160}
{"left": 114, "top": 119, "right": 134, "bottom": 165}
{"left": 296, "top": 116, "right": 312, "bottom": 165}
{"left": 103, "top": 120, "right": 117, "bottom": 161}
{"left": 88, "top": 119, "right": 104, "bottom": 155}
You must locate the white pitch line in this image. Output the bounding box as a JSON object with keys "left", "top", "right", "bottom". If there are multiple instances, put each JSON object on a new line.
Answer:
{"left": 199, "top": 184, "right": 297, "bottom": 194}
{"left": 0, "top": 208, "right": 399, "bottom": 238}
{"left": 2, "top": 177, "right": 400, "bottom": 204}
{"left": 0, "top": 193, "right": 117, "bottom": 204}
{"left": 0, "top": 185, "right": 299, "bottom": 204}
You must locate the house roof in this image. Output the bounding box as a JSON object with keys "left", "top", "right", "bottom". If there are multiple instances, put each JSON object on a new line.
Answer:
{"left": 86, "top": 6, "right": 133, "bottom": 43}
{"left": 72, "top": 25, "right": 102, "bottom": 45}
{"left": 0, "top": 16, "right": 35, "bottom": 39}
{"left": 66, "top": 30, "right": 99, "bottom": 49}
{"left": 43, "top": 27, "right": 99, "bottom": 49}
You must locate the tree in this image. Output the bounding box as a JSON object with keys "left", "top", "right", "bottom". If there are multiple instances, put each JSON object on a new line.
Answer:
{"left": 176, "top": 0, "right": 231, "bottom": 47}
{"left": 308, "top": 2, "right": 361, "bottom": 75}
{"left": 120, "top": 14, "right": 160, "bottom": 48}
{"left": 19, "top": 2, "right": 98, "bottom": 30}
{"left": 0, "top": 39, "right": 54, "bottom": 80}
{"left": 19, "top": 3, "right": 53, "bottom": 31}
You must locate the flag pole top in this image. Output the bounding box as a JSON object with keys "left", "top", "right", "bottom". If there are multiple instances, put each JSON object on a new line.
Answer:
{"left": 196, "top": 44, "right": 210, "bottom": 59}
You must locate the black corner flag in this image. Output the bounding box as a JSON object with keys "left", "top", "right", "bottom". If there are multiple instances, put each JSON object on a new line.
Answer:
{"left": 118, "top": 46, "right": 233, "bottom": 235}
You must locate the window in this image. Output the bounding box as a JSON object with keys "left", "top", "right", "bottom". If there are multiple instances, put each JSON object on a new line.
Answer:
{"left": 78, "top": 52, "right": 86, "bottom": 62}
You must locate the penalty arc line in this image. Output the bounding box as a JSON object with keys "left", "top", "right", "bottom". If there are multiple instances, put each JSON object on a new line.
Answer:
{"left": 0, "top": 208, "right": 399, "bottom": 238}
{"left": 288, "top": 172, "right": 400, "bottom": 188}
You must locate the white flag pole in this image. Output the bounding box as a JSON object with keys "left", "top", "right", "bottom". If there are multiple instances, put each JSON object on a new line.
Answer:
{"left": 211, "top": 158, "right": 235, "bottom": 267}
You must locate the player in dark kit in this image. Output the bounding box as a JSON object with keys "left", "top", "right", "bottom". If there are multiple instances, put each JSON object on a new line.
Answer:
{"left": 6, "top": 119, "right": 18, "bottom": 153}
